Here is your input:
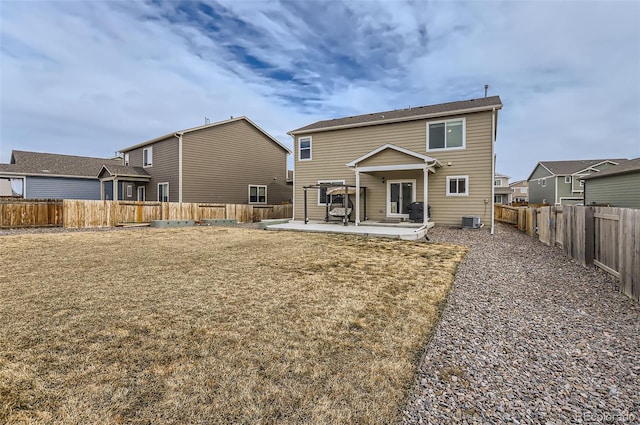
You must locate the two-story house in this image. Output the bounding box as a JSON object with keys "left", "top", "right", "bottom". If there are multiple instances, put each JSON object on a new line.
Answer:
{"left": 288, "top": 96, "right": 503, "bottom": 229}
{"left": 509, "top": 180, "right": 529, "bottom": 204}
{"left": 103, "top": 116, "right": 292, "bottom": 204}
{"left": 527, "top": 159, "right": 627, "bottom": 205}
{"left": 494, "top": 173, "right": 510, "bottom": 205}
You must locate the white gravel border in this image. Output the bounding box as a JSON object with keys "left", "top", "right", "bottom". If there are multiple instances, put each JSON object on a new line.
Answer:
{"left": 402, "top": 223, "right": 640, "bottom": 424}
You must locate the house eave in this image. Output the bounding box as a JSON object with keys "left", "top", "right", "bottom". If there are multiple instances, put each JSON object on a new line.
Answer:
{"left": 288, "top": 104, "right": 503, "bottom": 136}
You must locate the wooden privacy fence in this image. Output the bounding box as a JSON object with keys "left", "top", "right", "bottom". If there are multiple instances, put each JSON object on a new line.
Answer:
{"left": 63, "top": 200, "right": 293, "bottom": 228}
{"left": 0, "top": 198, "right": 63, "bottom": 228}
{"left": 495, "top": 204, "right": 639, "bottom": 302}
{"left": 0, "top": 199, "right": 292, "bottom": 229}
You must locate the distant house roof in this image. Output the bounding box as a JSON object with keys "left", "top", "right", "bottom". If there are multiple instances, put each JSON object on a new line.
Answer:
{"left": 495, "top": 173, "right": 510, "bottom": 179}
{"left": 509, "top": 180, "right": 528, "bottom": 187}
{"left": 120, "top": 116, "right": 291, "bottom": 154}
{"left": 288, "top": 96, "right": 503, "bottom": 135}
{"left": 582, "top": 157, "right": 640, "bottom": 180}
{"left": 0, "top": 150, "right": 122, "bottom": 179}
{"left": 528, "top": 159, "right": 628, "bottom": 181}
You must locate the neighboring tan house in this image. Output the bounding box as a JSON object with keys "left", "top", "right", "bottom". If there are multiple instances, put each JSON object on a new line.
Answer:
{"left": 288, "top": 96, "right": 503, "bottom": 228}
{"left": 527, "top": 159, "right": 627, "bottom": 205}
{"left": 0, "top": 150, "right": 122, "bottom": 200}
{"left": 509, "top": 180, "right": 529, "bottom": 204}
{"left": 582, "top": 157, "right": 640, "bottom": 208}
{"left": 112, "top": 116, "right": 292, "bottom": 204}
{"left": 494, "top": 173, "right": 510, "bottom": 205}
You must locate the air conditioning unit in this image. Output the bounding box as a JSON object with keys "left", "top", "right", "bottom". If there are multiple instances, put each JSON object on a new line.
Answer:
{"left": 462, "top": 216, "right": 481, "bottom": 229}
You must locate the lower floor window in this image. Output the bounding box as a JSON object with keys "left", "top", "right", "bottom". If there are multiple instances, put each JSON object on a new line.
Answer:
{"left": 494, "top": 195, "right": 503, "bottom": 203}
{"left": 446, "top": 176, "right": 468, "bottom": 196}
{"left": 249, "top": 185, "right": 267, "bottom": 204}
{"left": 158, "top": 182, "right": 169, "bottom": 202}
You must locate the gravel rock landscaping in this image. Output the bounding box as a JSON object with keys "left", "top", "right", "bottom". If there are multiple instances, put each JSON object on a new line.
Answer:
{"left": 403, "top": 222, "right": 640, "bottom": 424}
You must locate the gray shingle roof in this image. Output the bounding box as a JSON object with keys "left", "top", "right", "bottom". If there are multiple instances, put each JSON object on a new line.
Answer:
{"left": 539, "top": 159, "right": 628, "bottom": 175}
{"left": 0, "top": 150, "right": 122, "bottom": 177}
{"left": 289, "top": 96, "right": 503, "bottom": 134}
{"left": 582, "top": 157, "right": 640, "bottom": 179}
{"left": 99, "top": 164, "right": 150, "bottom": 178}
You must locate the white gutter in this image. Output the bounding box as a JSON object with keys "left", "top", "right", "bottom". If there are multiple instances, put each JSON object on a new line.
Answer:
{"left": 176, "top": 132, "right": 183, "bottom": 203}
{"left": 491, "top": 107, "right": 496, "bottom": 235}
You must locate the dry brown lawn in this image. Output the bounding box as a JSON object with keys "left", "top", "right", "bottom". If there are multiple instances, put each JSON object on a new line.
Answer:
{"left": 0, "top": 227, "right": 466, "bottom": 424}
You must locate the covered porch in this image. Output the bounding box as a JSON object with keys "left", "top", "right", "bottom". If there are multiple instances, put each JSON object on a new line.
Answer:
{"left": 347, "top": 144, "right": 441, "bottom": 226}
{"left": 98, "top": 165, "right": 150, "bottom": 201}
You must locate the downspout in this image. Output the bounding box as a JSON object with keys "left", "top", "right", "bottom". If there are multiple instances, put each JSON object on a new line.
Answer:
{"left": 491, "top": 107, "right": 496, "bottom": 235}
{"left": 176, "top": 133, "right": 183, "bottom": 204}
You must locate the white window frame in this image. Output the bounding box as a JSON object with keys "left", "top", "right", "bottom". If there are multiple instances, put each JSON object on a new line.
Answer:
{"left": 494, "top": 179, "right": 502, "bottom": 186}
{"left": 565, "top": 176, "right": 571, "bottom": 184}
{"left": 318, "top": 179, "right": 345, "bottom": 206}
{"left": 426, "top": 118, "right": 466, "bottom": 152}
{"left": 495, "top": 194, "right": 503, "bottom": 203}
{"left": 521, "top": 187, "right": 528, "bottom": 194}
{"left": 541, "top": 178, "right": 546, "bottom": 187}
{"left": 158, "top": 182, "right": 169, "bottom": 202}
{"left": 446, "top": 175, "right": 469, "bottom": 196}
{"left": 387, "top": 179, "right": 416, "bottom": 218}
{"left": 124, "top": 153, "right": 130, "bottom": 166}
{"left": 579, "top": 179, "right": 584, "bottom": 187}
{"left": 248, "top": 184, "right": 267, "bottom": 204}
{"left": 137, "top": 186, "right": 145, "bottom": 201}
{"left": 126, "top": 184, "right": 133, "bottom": 198}
{"left": 298, "top": 136, "right": 312, "bottom": 161}
{"left": 143, "top": 147, "right": 153, "bottom": 168}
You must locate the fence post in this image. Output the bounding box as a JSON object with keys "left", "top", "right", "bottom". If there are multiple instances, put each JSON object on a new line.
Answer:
{"left": 584, "top": 206, "right": 595, "bottom": 266}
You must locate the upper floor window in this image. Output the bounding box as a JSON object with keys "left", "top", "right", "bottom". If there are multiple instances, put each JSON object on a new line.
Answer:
{"left": 494, "top": 179, "right": 502, "bottom": 186}
{"left": 124, "top": 153, "right": 129, "bottom": 166}
{"left": 248, "top": 185, "right": 267, "bottom": 204}
{"left": 565, "top": 176, "right": 571, "bottom": 184}
{"left": 521, "top": 187, "right": 528, "bottom": 193}
{"left": 143, "top": 147, "right": 153, "bottom": 167}
{"left": 579, "top": 180, "right": 584, "bottom": 187}
{"left": 427, "top": 118, "right": 465, "bottom": 151}
{"left": 541, "top": 178, "right": 546, "bottom": 187}
{"left": 299, "top": 136, "right": 312, "bottom": 161}
{"left": 446, "top": 176, "right": 469, "bottom": 196}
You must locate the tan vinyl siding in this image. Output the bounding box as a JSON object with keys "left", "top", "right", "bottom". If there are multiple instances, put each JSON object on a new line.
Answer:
{"left": 182, "top": 120, "right": 290, "bottom": 204}
{"left": 294, "top": 111, "right": 495, "bottom": 226}
{"left": 585, "top": 172, "right": 640, "bottom": 208}
{"left": 127, "top": 136, "right": 179, "bottom": 202}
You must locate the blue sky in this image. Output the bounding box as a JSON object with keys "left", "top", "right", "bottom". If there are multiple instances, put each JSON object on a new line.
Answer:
{"left": 1, "top": 0, "right": 639, "bottom": 181}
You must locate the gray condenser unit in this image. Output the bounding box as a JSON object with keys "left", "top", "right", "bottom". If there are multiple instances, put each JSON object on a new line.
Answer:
{"left": 462, "top": 216, "right": 481, "bottom": 229}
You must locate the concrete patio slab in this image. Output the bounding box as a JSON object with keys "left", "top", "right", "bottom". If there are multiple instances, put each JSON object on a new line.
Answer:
{"left": 264, "top": 220, "right": 433, "bottom": 240}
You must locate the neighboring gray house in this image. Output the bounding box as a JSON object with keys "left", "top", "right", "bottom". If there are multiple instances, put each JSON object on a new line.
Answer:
{"left": 582, "top": 158, "right": 640, "bottom": 208}
{"left": 527, "top": 159, "right": 627, "bottom": 205}
{"left": 0, "top": 151, "right": 122, "bottom": 200}
{"left": 115, "top": 116, "right": 292, "bottom": 204}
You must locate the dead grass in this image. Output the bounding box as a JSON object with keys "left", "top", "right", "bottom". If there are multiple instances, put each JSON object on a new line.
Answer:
{"left": 0, "top": 227, "right": 466, "bottom": 424}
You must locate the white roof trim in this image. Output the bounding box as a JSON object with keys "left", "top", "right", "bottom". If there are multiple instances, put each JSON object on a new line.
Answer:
{"left": 120, "top": 116, "right": 291, "bottom": 154}
{"left": 289, "top": 104, "right": 502, "bottom": 135}
{"left": 346, "top": 143, "right": 440, "bottom": 167}
{"left": 355, "top": 163, "right": 439, "bottom": 173}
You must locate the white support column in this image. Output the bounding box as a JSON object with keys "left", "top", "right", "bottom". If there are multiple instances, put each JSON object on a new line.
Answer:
{"left": 113, "top": 178, "right": 118, "bottom": 201}
{"left": 423, "top": 167, "right": 429, "bottom": 225}
{"left": 355, "top": 169, "right": 360, "bottom": 226}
